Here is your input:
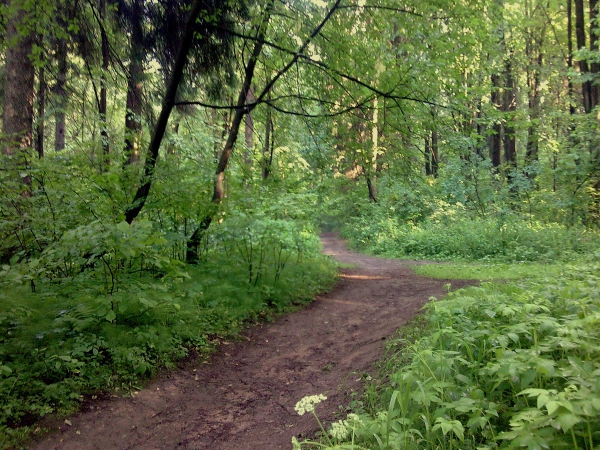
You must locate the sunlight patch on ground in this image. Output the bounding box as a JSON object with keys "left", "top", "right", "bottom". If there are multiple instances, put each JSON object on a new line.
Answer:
{"left": 340, "top": 274, "right": 392, "bottom": 280}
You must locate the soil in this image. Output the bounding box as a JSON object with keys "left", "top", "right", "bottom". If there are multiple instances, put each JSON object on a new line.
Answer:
{"left": 30, "top": 233, "right": 472, "bottom": 450}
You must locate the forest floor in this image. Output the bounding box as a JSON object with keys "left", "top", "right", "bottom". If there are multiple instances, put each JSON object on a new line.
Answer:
{"left": 30, "top": 232, "right": 471, "bottom": 450}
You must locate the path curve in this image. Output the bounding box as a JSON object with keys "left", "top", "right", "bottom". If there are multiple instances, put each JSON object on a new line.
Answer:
{"left": 31, "top": 233, "right": 470, "bottom": 450}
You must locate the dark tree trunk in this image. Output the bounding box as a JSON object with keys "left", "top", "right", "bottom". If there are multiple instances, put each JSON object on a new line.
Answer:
{"left": 186, "top": 5, "right": 272, "bottom": 264}
{"left": 503, "top": 58, "right": 516, "bottom": 172}
{"left": 244, "top": 88, "right": 254, "bottom": 179}
{"left": 526, "top": 48, "right": 542, "bottom": 169}
{"left": 100, "top": 0, "right": 110, "bottom": 159}
{"left": 424, "top": 135, "right": 431, "bottom": 176}
{"left": 430, "top": 129, "right": 439, "bottom": 177}
{"left": 568, "top": 0, "right": 576, "bottom": 115}
{"left": 575, "top": 0, "right": 593, "bottom": 112}
{"left": 186, "top": 0, "right": 340, "bottom": 263}
{"left": 490, "top": 73, "right": 503, "bottom": 168}
{"left": 125, "top": 0, "right": 206, "bottom": 224}
{"left": 54, "top": 36, "right": 67, "bottom": 152}
{"left": 2, "top": 0, "right": 35, "bottom": 186}
{"left": 36, "top": 66, "right": 46, "bottom": 159}
{"left": 366, "top": 176, "right": 377, "bottom": 203}
{"left": 262, "top": 104, "right": 273, "bottom": 180}
{"left": 590, "top": 0, "right": 599, "bottom": 108}
{"left": 124, "top": 0, "right": 144, "bottom": 165}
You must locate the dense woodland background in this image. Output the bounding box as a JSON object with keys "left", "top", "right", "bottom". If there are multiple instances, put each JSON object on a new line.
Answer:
{"left": 1, "top": 0, "right": 600, "bottom": 448}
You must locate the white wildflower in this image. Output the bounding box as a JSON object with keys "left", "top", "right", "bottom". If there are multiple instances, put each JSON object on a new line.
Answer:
{"left": 294, "top": 394, "right": 327, "bottom": 416}
{"left": 329, "top": 420, "right": 349, "bottom": 440}
{"left": 346, "top": 413, "right": 364, "bottom": 428}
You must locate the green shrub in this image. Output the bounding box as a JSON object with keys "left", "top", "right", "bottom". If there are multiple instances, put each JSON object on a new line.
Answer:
{"left": 296, "top": 262, "right": 600, "bottom": 449}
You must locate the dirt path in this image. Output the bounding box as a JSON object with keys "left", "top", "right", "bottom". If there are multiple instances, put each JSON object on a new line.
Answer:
{"left": 31, "top": 233, "right": 470, "bottom": 450}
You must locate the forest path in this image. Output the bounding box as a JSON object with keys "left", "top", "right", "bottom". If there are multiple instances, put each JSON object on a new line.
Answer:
{"left": 31, "top": 233, "right": 471, "bottom": 450}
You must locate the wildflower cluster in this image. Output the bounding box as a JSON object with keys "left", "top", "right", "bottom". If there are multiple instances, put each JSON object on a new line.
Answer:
{"left": 329, "top": 413, "right": 364, "bottom": 441}
{"left": 294, "top": 394, "right": 327, "bottom": 416}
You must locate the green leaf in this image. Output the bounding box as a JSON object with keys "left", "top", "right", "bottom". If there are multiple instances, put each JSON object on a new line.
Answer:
{"left": 555, "top": 412, "right": 582, "bottom": 432}
{"left": 105, "top": 310, "right": 116, "bottom": 322}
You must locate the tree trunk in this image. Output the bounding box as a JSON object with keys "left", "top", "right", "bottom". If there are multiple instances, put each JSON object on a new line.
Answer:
{"left": 100, "top": 0, "right": 109, "bottom": 159}
{"left": 366, "top": 176, "right": 377, "bottom": 203}
{"left": 425, "top": 135, "right": 432, "bottom": 176}
{"left": 590, "top": 0, "right": 599, "bottom": 108}
{"left": 36, "top": 66, "right": 46, "bottom": 159}
{"left": 124, "top": 0, "right": 206, "bottom": 224}
{"left": 124, "top": 0, "right": 144, "bottom": 165}
{"left": 430, "top": 129, "right": 439, "bottom": 177}
{"left": 262, "top": 104, "right": 273, "bottom": 180}
{"left": 2, "top": 0, "right": 35, "bottom": 187}
{"left": 244, "top": 88, "right": 254, "bottom": 180}
{"left": 526, "top": 48, "right": 542, "bottom": 169}
{"left": 54, "top": 36, "right": 67, "bottom": 152}
{"left": 186, "top": 7, "right": 271, "bottom": 264}
{"left": 575, "top": 0, "right": 593, "bottom": 112}
{"left": 503, "top": 58, "right": 516, "bottom": 172}
{"left": 490, "top": 73, "right": 503, "bottom": 168}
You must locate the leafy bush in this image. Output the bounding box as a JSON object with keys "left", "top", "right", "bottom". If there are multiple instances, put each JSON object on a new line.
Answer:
{"left": 343, "top": 212, "right": 599, "bottom": 262}
{"left": 296, "top": 261, "right": 600, "bottom": 449}
{"left": 0, "top": 214, "right": 336, "bottom": 448}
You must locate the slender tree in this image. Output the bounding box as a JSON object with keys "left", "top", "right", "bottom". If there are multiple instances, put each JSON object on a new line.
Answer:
{"left": 2, "top": 0, "right": 35, "bottom": 187}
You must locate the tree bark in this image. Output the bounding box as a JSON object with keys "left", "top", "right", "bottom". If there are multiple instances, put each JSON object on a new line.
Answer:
{"left": 186, "top": 0, "right": 342, "bottom": 263}
{"left": 575, "top": 0, "right": 593, "bottom": 112}
{"left": 424, "top": 135, "right": 431, "bottom": 176}
{"left": 430, "top": 129, "right": 439, "bottom": 177}
{"left": 36, "top": 66, "right": 46, "bottom": 159}
{"left": 54, "top": 36, "right": 67, "bottom": 152}
{"left": 503, "top": 58, "right": 516, "bottom": 172}
{"left": 590, "top": 0, "right": 599, "bottom": 108}
{"left": 490, "top": 73, "right": 503, "bottom": 168}
{"left": 366, "top": 176, "right": 377, "bottom": 203}
{"left": 244, "top": 88, "right": 254, "bottom": 178}
{"left": 262, "top": 104, "right": 273, "bottom": 180}
{"left": 100, "top": 0, "right": 110, "bottom": 159}
{"left": 186, "top": 4, "right": 273, "bottom": 264}
{"left": 2, "top": 0, "right": 35, "bottom": 186}
{"left": 568, "top": 0, "right": 575, "bottom": 113}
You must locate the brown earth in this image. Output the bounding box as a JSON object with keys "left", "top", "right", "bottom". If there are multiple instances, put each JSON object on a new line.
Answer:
{"left": 30, "top": 233, "right": 471, "bottom": 450}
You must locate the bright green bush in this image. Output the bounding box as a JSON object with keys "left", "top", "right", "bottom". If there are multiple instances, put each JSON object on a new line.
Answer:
{"left": 343, "top": 212, "right": 599, "bottom": 262}
{"left": 0, "top": 211, "right": 336, "bottom": 448}
{"left": 296, "top": 262, "right": 600, "bottom": 449}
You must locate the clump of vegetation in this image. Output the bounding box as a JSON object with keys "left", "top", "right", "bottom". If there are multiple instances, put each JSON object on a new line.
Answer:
{"left": 295, "top": 260, "right": 600, "bottom": 449}
{"left": 0, "top": 198, "right": 336, "bottom": 448}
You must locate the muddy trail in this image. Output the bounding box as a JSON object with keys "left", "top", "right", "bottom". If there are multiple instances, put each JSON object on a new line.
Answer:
{"left": 31, "top": 233, "right": 471, "bottom": 450}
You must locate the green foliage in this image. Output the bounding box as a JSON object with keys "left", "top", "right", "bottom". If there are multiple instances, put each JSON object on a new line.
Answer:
{"left": 343, "top": 200, "right": 600, "bottom": 263}
{"left": 297, "top": 261, "right": 600, "bottom": 449}
{"left": 0, "top": 239, "right": 336, "bottom": 448}
{"left": 411, "top": 261, "right": 564, "bottom": 281}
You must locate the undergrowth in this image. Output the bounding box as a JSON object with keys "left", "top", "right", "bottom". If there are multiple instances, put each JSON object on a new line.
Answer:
{"left": 343, "top": 214, "right": 599, "bottom": 263}
{"left": 295, "top": 259, "right": 600, "bottom": 449}
{"left": 0, "top": 222, "right": 337, "bottom": 449}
